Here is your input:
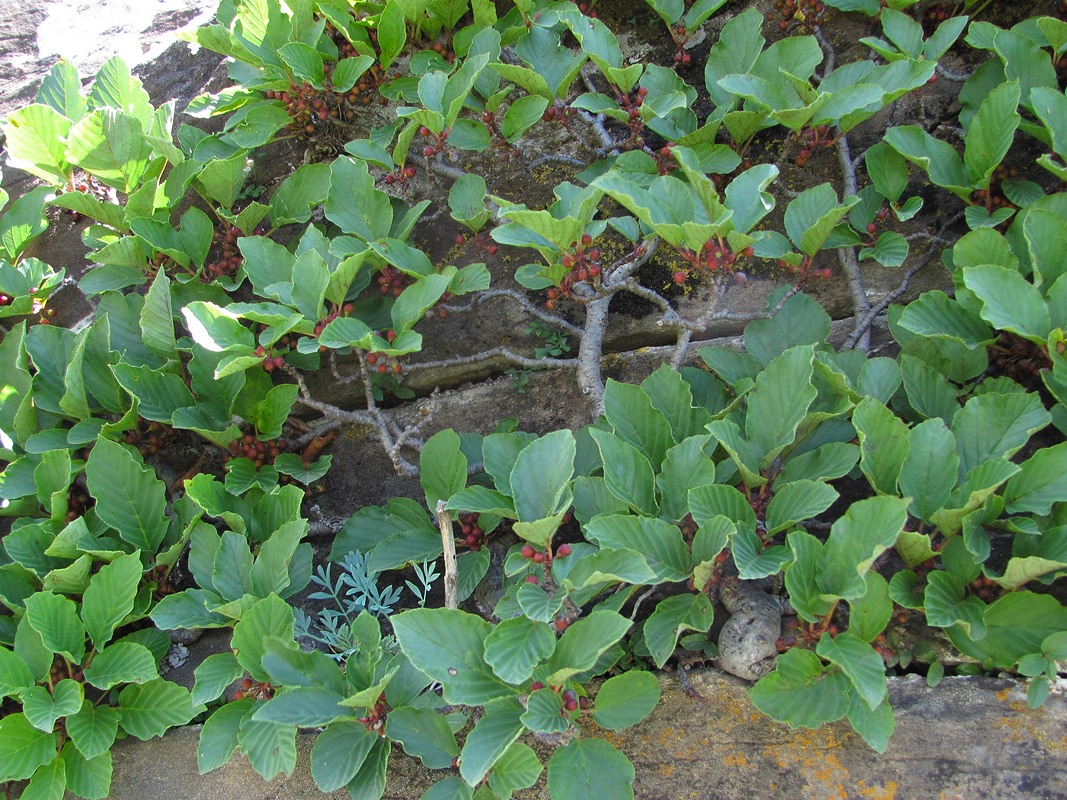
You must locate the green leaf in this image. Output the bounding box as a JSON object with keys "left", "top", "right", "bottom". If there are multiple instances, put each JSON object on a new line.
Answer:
{"left": 22, "top": 680, "right": 82, "bottom": 733}
{"left": 421, "top": 429, "right": 468, "bottom": 513}
{"left": 85, "top": 437, "right": 169, "bottom": 551}
{"left": 118, "top": 679, "right": 203, "bottom": 739}
{"left": 848, "top": 572, "right": 893, "bottom": 643}
{"left": 24, "top": 591, "right": 86, "bottom": 663}
{"left": 593, "top": 670, "right": 660, "bottom": 730}
{"left": 0, "top": 646, "right": 36, "bottom": 700}
{"left": 784, "top": 184, "right": 859, "bottom": 257}
{"left": 816, "top": 631, "right": 887, "bottom": 710}
{"left": 197, "top": 700, "right": 252, "bottom": 774}
{"left": 746, "top": 345, "right": 817, "bottom": 467}
{"left": 860, "top": 231, "right": 908, "bottom": 268}
{"left": 744, "top": 292, "right": 831, "bottom": 367}
{"left": 816, "top": 496, "right": 907, "bottom": 599}
{"left": 1004, "top": 442, "right": 1067, "bottom": 515}
{"left": 310, "top": 721, "right": 378, "bottom": 793}
{"left": 547, "top": 738, "right": 634, "bottom": 800}
{"left": 923, "top": 571, "right": 986, "bottom": 638}
{"left": 604, "top": 379, "right": 676, "bottom": 468}
{"left": 898, "top": 418, "right": 958, "bottom": 521}
{"left": 422, "top": 776, "right": 474, "bottom": 800}
{"left": 852, "top": 396, "right": 910, "bottom": 495}
{"left": 488, "top": 742, "right": 542, "bottom": 798}
{"left": 65, "top": 703, "right": 119, "bottom": 761}
{"left": 846, "top": 694, "right": 895, "bottom": 753}
{"left": 3, "top": 104, "right": 72, "bottom": 185}
{"left": 383, "top": 706, "right": 460, "bottom": 771}
{"left": 66, "top": 109, "right": 152, "bottom": 193}
{"left": 583, "top": 515, "right": 691, "bottom": 582}
{"left": 945, "top": 592, "right": 1067, "bottom": 669}
{"left": 0, "top": 714, "right": 56, "bottom": 781}
{"left": 36, "top": 60, "right": 86, "bottom": 121}
{"left": 964, "top": 81, "right": 1020, "bottom": 188}
{"left": 230, "top": 595, "right": 295, "bottom": 682}
{"left": 61, "top": 741, "right": 112, "bottom": 799}
{"left": 952, "top": 391, "right": 1050, "bottom": 479}
{"left": 391, "top": 608, "right": 511, "bottom": 705}
{"left": 253, "top": 687, "right": 350, "bottom": 727}
{"left": 459, "top": 699, "right": 525, "bottom": 787}
{"left": 191, "top": 652, "right": 244, "bottom": 706}
{"left": 82, "top": 642, "right": 157, "bottom": 690}
{"left": 588, "top": 428, "right": 657, "bottom": 516}
{"left": 962, "top": 264, "right": 1051, "bottom": 342}
{"left": 883, "top": 125, "right": 970, "bottom": 199}
{"left": 750, "top": 648, "right": 850, "bottom": 728}
{"left": 81, "top": 552, "right": 142, "bottom": 649}
{"left": 510, "top": 430, "right": 576, "bottom": 522}
{"left": 238, "top": 716, "right": 297, "bottom": 782}
{"left": 688, "top": 483, "right": 758, "bottom": 530}
{"left": 641, "top": 593, "right": 714, "bottom": 669}
{"left": 545, "top": 610, "right": 631, "bottom": 685}
{"left": 501, "top": 95, "right": 549, "bottom": 143}
{"left": 484, "top": 617, "right": 556, "bottom": 684}
{"left": 765, "top": 480, "right": 838, "bottom": 535}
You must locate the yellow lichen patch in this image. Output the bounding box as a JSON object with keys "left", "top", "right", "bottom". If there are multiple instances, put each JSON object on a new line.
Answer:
{"left": 856, "top": 778, "right": 898, "bottom": 799}
{"left": 722, "top": 753, "right": 748, "bottom": 767}
{"left": 996, "top": 687, "right": 1013, "bottom": 701}
{"left": 659, "top": 764, "right": 675, "bottom": 777}
{"left": 761, "top": 728, "right": 852, "bottom": 800}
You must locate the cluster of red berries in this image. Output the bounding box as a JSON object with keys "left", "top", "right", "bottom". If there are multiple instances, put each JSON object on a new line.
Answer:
{"left": 795, "top": 124, "right": 835, "bottom": 167}
{"left": 227, "top": 433, "right": 288, "bottom": 468}
{"left": 519, "top": 542, "right": 572, "bottom": 566}
{"left": 311, "top": 303, "right": 355, "bottom": 338}
{"left": 652, "top": 141, "right": 680, "bottom": 174}
{"left": 357, "top": 694, "right": 389, "bottom": 734}
{"left": 542, "top": 100, "right": 578, "bottom": 125}
{"left": 455, "top": 232, "right": 498, "bottom": 258}
{"left": 670, "top": 25, "right": 694, "bottom": 67}
{"left": 922, "top": 2, "right": 955, "bottom": 30}
{"left": 417, "top": 125, "right": 450, "bottom": 159}
{"left": 968, "top": 574, "right": 1003, "bottom": 603}
{"left": 617, "top": 86, "right": 649, "bottom": 149}
{"left": 674, "top": 241, "right": 754, "bottom": 283}
{"left": 779, "top": 256, "right": 833, "bottom": 281}
{"left": 147, "top": 250, "right": 180, "bottom": 279}
{"left": 974, "top": 164, "right": 1022, "bottom": 217}
{"left": 861, "top": 206, "right": 891, "bottom": 245}
{"left": 64, "top": 484, "right": 92, "bottom": 524}
{"left": 382, "top": 165, "right": 418, "bottom": 186}
{"left": 265, "top": 56, "right": 388, "bottom": 139}
{"left": 376, "top": 265, "right": 410, "bottom": 297}
{"left": 545, "top": 235, "right": 602, "bottom": 309}
{"left": 528, "top": 682, "right": 582, "bottom": 713}
{"left": 366, "top": 350, "right": 403, "bottom": 376}
{"left": 234, "top": 676, "right": 274, "bottom": 701}
{"left": 766, "top": 0, "right": 824, "bottom": 32}
{"left": 255, "top": 344, "right": 288, "bottom": 372}
{"left": 50, "top": 656, "right": 84, "bottom": 685}
{"left": 203, "top": 223, "right": 257, "bottom": 280}
{"left": 457, "top": 512, "right": 486, "bottom": 550}
{"left": 122, "top": 419, "right": 178, "bottom": 458}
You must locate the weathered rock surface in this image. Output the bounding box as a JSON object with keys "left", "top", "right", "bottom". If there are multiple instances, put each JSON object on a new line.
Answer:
{"left": 100, "top": 673, "right": 1067, "bottom": 800}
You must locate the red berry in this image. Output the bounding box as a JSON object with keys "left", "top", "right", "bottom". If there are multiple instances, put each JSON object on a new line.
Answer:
{"left": 530, "top": 681, "right": 544, "bottom": 691}
{"left": 673, "top": 271, "right": 687, "bottom": 284}
{"left": 556, "top": 543, "right": 572, "bottom": 557}
{"left": 867, "top": 223, "right": 878, "bottom": 235}
{"left": 533, "top": 552, "right": 545, "bottom": 563}
{"left": 564, "top": 698, "right": 579, "bottom": 712}
{"left": 403, "top": 166, "right": 416, "bottom": 179}
{"left": 525, "top": 574, "right": 539, "bottom": 584}
{"left": 555, "top": 617, "right": 568, "bottom": 630}
{"left": 418, "top": 126, "right": 431, "bottom": 136}
{"left": 521, "top": 544, "right": 536, "bottom": 559}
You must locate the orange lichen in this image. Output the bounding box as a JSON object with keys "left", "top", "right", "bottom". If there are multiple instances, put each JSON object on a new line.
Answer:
{"left": 857, "top": 778, "right": 898, "bottom": 799}
{"left": 722, "top": 753, "right": 748, "bottom": 767}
